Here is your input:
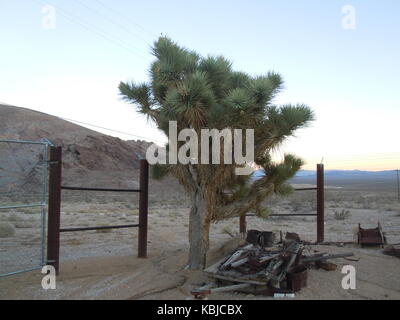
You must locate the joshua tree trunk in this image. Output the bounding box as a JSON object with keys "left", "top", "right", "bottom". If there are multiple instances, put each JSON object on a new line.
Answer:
{"left": 187, "top": 187, "right": 210, "bottom": 270}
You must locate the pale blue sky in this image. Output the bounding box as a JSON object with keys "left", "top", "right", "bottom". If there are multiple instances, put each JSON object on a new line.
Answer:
{"left": 1, "top": 0, "right": 399, "bottom": 170}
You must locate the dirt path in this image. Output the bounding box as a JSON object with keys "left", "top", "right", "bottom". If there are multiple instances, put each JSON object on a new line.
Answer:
{"left": 1, "top": 240, "right": 399, "bottom": 300}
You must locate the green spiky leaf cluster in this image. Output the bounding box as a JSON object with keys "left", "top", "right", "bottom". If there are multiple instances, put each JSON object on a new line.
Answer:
{"left": 119, "top": 37, "right": 314, "bottom": 221}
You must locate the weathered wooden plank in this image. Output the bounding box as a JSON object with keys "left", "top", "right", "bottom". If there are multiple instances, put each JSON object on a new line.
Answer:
{"left": 210, "top": 274, "right": 267, "bottom": 286}
{"left": 300, "top": 252, "right": 354, "bottom": 263}
{"left": 211, "top": 283, "right": 251, "bottom": 293}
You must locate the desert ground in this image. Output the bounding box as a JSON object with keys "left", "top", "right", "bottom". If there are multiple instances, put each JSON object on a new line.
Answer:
{"left": 1, "top": 182, "right": 400, "bottom": 300}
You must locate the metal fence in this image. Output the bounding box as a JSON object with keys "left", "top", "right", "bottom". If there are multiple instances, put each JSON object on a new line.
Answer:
{"left": 239, "top": 164, "right": 325, "bottom": 243}
{"left": 0, "top": 139, "right": 54, "bottom": 277}
{"left": 46, "top": 146, "right": 149, "bottom": 274}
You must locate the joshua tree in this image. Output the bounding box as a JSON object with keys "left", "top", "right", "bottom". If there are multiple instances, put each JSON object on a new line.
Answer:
{"left": 119, "top": 37, "right": 314, "bottom": 270}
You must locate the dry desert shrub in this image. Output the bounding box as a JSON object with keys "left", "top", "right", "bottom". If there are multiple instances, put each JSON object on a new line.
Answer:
{"left": 333, "top": 209, "right": 350, "bottom": 220}
{"left": 67, "top": 239, "right": 82, "bottom": 245}
{"left": 7, "top": 213, "right": 23, "bottom": 222}
{"left": 14, "top": 221, "right": 34, "bottom": 228}
{"left": 96, "top": 224, "right": 112, "bottom": 233}
{"left": 0, "top": 222, "right": 16, "bottom": 237}
{"left": 287, "top": 192, "right": 316, "bottom": 212}
{"left": 22, "top": 207, "right": 38, "bottom": 214}
{"left": 13, "top": 216, "right": 36, "bottom": 228}
{"left": 222, "top": 226, "right": 235, "bottom": 238}
{"left": 290, "top": 198, "right": 305, "bottom": 212}
{"left": 168, "top": 211, "right": 178, "bottom": 219}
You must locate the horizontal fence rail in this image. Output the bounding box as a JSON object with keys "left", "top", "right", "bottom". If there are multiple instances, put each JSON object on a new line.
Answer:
{"left": 60, "top": 224, "right": 140, "bottom": 232}
{"left": 0, "top": 139, "right": 51, "bottom": 145}
{"left": 61, "top": 186, "right": 140, "bottom": 192}
{"left": 47, "top": 146, "right": 149, "bottom": 274}
{"left": 0, "top": 203, "right": 45, "bottom": 210}
{"left": 246, "top": 213, "right": 317, "bottom": 217}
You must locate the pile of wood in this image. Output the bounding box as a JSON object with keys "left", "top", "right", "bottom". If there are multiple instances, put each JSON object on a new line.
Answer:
{"left": 192, "top": 230, "right": 354, "bottom": 298}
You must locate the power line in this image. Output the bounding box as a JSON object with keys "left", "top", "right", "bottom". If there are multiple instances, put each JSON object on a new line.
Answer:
{"left": 94, "top": 0, "right": 158, "bottom": 39}
{"left": 72, "top": 0, "right": 153, "bottom": 49}
{"left": 31, "top": 0, "right": 150, "bottom": 60}
{"left": 59, "top": 116, "right": 165, "bottom": 144}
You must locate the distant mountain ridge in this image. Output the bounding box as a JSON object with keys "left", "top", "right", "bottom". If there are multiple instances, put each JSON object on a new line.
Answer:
{"left": 295, "top": 169, "right": 397, "bottom": 177}
{"left": 252, "top": 169, "right": 397, "bottom": 179}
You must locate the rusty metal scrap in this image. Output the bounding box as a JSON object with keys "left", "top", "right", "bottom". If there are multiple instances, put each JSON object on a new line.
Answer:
{"left": 383, "top": 244, "right": 400, "bottom": 258}
{"left": 357, "top": 222, "right": 387, "bottom": 247}
{"left": 199, "top": 230, "right": 355, "bottom": 297}
{"left": 287, "top": 265, "right": 308, "bottom": 292}
{"left": 315, "top": 261, "right": 338, "bottom": 271}
{"left": 246, "top": 230, "right": 275, "bottom": 247}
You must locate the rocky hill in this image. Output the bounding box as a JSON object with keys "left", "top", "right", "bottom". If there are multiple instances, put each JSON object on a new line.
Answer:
{"left": 0, "top": 104, "right": 180, "bottom": 197}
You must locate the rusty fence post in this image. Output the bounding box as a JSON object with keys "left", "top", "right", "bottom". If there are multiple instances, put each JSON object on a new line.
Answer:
{"left": 239, "top": 214, "right": 246, "bottom": 235}
{"left": 316, "top": 163, "right": 325, "bottom": 243}
{"left": 138, "top": 159, "right": 149, "bottom": 258}
{"left": 47, "top": 146, "right": 62, "bottom": 274}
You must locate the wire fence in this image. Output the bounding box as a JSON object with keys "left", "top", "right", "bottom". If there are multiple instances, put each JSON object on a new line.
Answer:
{"left": 0, "top": 139, "right": 54, "bottom": 277}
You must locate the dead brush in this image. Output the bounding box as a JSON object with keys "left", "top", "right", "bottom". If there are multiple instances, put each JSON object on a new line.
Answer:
{"left": 333, "top": 209, "right": 350, "bottom": 220}
{"left": 222, "top": 226, "right": 236, "bottom": 238}
{"left": 0, "top": 222, "right": 16, "bottom": 238}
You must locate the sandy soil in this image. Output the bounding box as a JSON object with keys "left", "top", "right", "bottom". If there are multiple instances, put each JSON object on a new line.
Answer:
{"left": 1, "top": 187, "right": 400, "bottom": 300}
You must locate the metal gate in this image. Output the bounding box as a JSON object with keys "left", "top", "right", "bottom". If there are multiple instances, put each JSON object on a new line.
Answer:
{"left": 0, "top": 139, "right": 53, "bottom": 277}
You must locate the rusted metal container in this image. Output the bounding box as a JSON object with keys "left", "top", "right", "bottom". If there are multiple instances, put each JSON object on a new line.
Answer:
{"left": 246, "top": 230, "right": 275, "bottom": 247}
{"left": 357, "top": 222, "right": 386, "bottom": 247}
{"left": 259, "top": 231, "right": 275, "bottom": 247}
{"left": 246, "top": 230, "right": 261, "bottom": 245}
{"left": 286, "top": 265, "right": 308, "bottom": 292}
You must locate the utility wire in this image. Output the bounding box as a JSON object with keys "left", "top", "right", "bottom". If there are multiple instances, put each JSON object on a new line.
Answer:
{"left": 31, "top": 0, "right": 150, "bottom": 60}
{"left": 72, "top": 0, "right": 153, "bottom": 49}
{"left": 59, "top": 116, "right": 165, "bottom": 144}
{"left": 94, "top": 0, "right": 158, "bottom": 38}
